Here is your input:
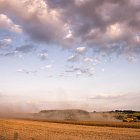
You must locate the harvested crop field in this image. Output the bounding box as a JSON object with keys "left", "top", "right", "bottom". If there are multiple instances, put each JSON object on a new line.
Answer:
{"left": 0, "top": 119, "right": 140, "bottom": 140}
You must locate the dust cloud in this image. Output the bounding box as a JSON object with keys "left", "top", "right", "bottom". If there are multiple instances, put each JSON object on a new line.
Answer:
{"left": 0, "top": 103, "right": 119, "bottom": 122}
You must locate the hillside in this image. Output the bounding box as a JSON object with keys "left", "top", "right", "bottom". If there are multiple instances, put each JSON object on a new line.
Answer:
{"left": 34, "top": 109, "right": 91, "bottom": 121}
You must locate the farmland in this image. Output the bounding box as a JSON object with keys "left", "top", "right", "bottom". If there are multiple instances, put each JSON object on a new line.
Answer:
{"left": 0, "top": 119, "right": 140, "bottom": 140}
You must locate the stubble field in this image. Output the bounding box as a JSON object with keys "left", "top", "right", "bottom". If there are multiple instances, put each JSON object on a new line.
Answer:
{"left": 0, "top": 119, "right": 140, "bottom": 140}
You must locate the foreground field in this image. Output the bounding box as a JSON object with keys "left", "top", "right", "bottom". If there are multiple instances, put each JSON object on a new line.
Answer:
{"left": 0, "top": 119, "right": 140, "bottom": 140}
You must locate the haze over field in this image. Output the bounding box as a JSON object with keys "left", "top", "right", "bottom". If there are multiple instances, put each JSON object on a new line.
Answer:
{"left": 0, "top": 0, "right": 140, "bottom": 113}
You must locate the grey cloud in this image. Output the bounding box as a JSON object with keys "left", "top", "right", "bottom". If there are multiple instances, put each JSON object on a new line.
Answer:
{"left": 4, "top": 51, "right": 23, "bottom": 59}
{"left": 2, "top": 44, "right": 35, "bottom": 57}
{"left": 2, "top": 44, "right": 34, "bottom": 56}
{"left": 65, "top": 66, "right": 95, "bottom": 76}
{"left": 4, "top": 51, "right": 16, "bottom": 56}
{"left": 65, "top": 66, "right": 80, "bottom": 73}
{"left": 46, "top": 0, "right": 140, "bottom": 55}
{"left": 38, "top": 50, "right": 49, "bottom": 60}
{"left": 16, "top": 44, "right": 34, "bottom": 53}
{"left": 0, "top": 0, "right": 69, "bottom": 46}
{"left": 39, "top": 53, "right": 48, "bottom": 60}
{"left": 0, "top": 0, "right": 140, "bottom": 57}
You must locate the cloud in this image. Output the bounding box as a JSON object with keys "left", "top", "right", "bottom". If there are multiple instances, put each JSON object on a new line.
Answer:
{"left": 39, "top": 52, "right": 48, "bottom": 60}
{"left": 76, "top": 47, "right": 87, "bottom": 54}
{"left": 0, "top": 0, "right": 69, "bottom": 45}
{"left": 0, "top": 0, "right": 139, "bottom": 58}
{"left": 17, "top": 69, "right": 37, "bottom": 74}
{"left": 1, "top": 44, "right": 34, "bottom": 57}
{"left": 0, "top": 14, "right": 22, "bottom": 33}
{"left": 67, "top": 47, "right": 87, "bottom": 62}
{"left": 65, "top": 66, "right": 95, "bottom": 76}
{"left": 4, "top": 51, "right": 16, "bottom": 56}
{"left": 4, "top": 51, "right": 23, "bottom": 58}
{"left": 46, "top": 0, "right": 140, "bottom": 55}
{"left": 0, "top": 38, "right": 12, "bottom": 48}
{"left": 45, "top": 65, "right": 52, "bottom": 69}
{"left": 89, "top": 93, "right": 126, "bottom": 100}
{"left": 41, "top": 64, "right": 53, "bottom": 70}
{"left": 15, "top": 44, "right": 34, "bottom": 53}
{"left": 0, "top": 38, "right": 35, "bottom": 56}
{"left": 67, "top": 54, "right": 78, "bottom": 62}
{"left": 84, "top": 57, "right": 93, "bottom": 63}
{"left": 64, "top": 29, "right": 73, "bottom": 39}
{"left": 66, "top": 52, "right": 100, "bottom": 76}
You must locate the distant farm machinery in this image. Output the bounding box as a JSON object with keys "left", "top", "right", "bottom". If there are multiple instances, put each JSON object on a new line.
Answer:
{"left": 123, "top": 114, "right": 137, "bottom": 122}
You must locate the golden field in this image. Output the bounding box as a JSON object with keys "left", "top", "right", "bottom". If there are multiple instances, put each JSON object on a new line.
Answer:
{"left": 0, "top": 119, "right": 140, "bottom": 140}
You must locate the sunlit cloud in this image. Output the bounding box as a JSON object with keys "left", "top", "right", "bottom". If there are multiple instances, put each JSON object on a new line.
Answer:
{"left": 0, "top": 0, "right": 139, "bottom": 57}
{"left": 0, "top": 14, "right": 22, "bottom": 33}
{"left": 76, "top": 47, "right": 87, "bottom": 54}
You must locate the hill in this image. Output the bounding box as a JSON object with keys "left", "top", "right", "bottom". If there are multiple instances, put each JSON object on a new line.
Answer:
{"left": 34, "top": 109, "right": 91, "bottom": 121}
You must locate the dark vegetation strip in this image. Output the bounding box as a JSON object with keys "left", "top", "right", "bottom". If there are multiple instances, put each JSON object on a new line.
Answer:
{"left": 19, "top": 118, "right": 140, "bottom": 129}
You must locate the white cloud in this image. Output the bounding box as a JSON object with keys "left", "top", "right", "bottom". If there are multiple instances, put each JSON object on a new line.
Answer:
{"left": 45, "top": 65, "right": 52, "bottom": 69}
{"left": 17, "top": 69, "right": 37, "bottom": 74}
{"left": 0, "top": 38, "right": 12, "bottom": 48}
{"left": 89, "top": 93, "right": 126, "bottom": 100}
{"left": 17, "top": 69, "right": 24, "bottom": 73}
{"left": 76, "top": 71, "right": 82, "bottom": 76}
{"left": 67, "top": 54, "right": 78, "bottom": 62}
{"left": 84, "top": 57, "right": 93, "bottom": 62}
{"left": 40, "top": 64, "right": 53, "bottom": 71}
{"left": 64, "top": 30, "right": 73, "bottom": 39}
{"left": 65, "top": 65, "right": 95, "bottom": 77}
{"left": 106, "top": 23, "right": 122, "bottom": 39}
{"left": 76, "top": 47, "right": 87, "bottom": 54}
{"left": 39, "top": 52, "right": 48, "bottom": 60}
{"left": 0, "top": 14, "right": 22, "bottom": 33}
{"left": 2, "top": 38, "right": 12, "bottom": 44}
{"left": 0, "top": 0, "right": 70, "bottom": 46}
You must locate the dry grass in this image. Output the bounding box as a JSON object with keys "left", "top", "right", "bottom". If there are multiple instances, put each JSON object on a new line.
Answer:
{"left": 0, "top": 119, "right": 140, "bottom": 140}
{"left": 26, "top": 119, "right": 140, "bottom": 129}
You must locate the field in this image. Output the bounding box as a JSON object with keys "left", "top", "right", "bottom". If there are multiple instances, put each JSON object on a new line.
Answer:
{"left": 0, "top": 119, "right": 140, "bottom": 140}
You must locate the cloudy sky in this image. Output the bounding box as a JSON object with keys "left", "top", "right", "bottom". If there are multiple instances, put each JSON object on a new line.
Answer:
{"left": 0, "top": 0, "right": 140, "bottom": 112}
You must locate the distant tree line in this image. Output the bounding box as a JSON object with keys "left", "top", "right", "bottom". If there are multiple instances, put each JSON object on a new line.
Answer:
{"left": 114, "top": 110, "right": 140, "bottom": 114}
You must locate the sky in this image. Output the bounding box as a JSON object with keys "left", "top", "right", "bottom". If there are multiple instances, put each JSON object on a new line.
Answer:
{"left": 0, "top": 0, "right": 140, "bottom": 112}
